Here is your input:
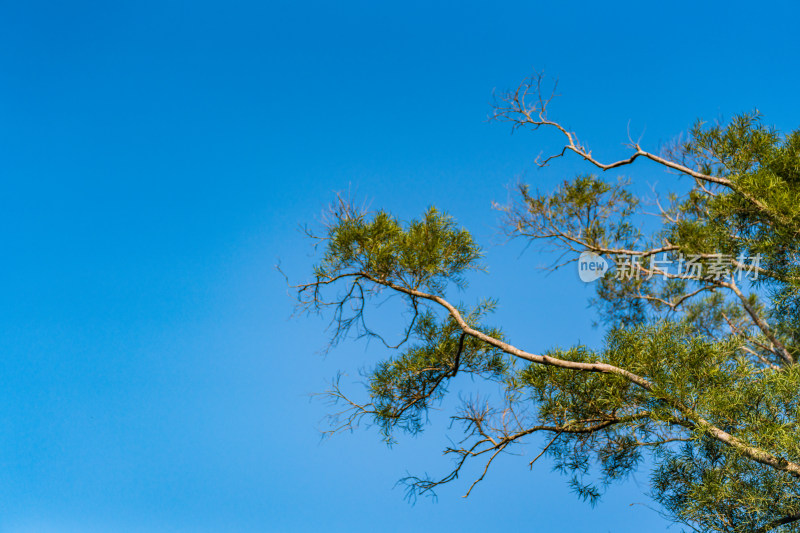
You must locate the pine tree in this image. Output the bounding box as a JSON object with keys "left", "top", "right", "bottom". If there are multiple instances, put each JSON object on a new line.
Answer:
{"left": 292, "top": 74, "right": 800, "bottom": 532}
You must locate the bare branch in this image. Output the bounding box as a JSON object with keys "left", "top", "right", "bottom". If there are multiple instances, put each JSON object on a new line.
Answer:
{"left": 491, "top": 74, "right": 731, "bottom": 186}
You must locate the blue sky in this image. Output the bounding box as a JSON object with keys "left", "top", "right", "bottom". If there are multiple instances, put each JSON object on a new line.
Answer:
{"left": 1, "top": 1, "right": 799, "bottom": 531}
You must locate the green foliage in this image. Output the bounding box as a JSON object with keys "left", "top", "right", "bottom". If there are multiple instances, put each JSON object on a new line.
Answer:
{"left": 297, "top": 105, "right": 800, "bottom": 531}
{"left": 509, "top": 175, "right": 640, "bottom": 254}
{"left": 317, "top": 206, "right": 482, "bottom": 294}
{"left": 366, "top": 302, "right": 508, "bottom": 442}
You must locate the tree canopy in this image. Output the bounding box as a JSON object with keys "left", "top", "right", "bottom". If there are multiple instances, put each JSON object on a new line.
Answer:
{"left": 292, "top": 74, "right": 800, "bottom": 532}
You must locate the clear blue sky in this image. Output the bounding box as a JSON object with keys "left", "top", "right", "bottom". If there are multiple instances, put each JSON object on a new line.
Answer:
{"left": 1, "top": 1, "right": 799, "bottom": 531}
